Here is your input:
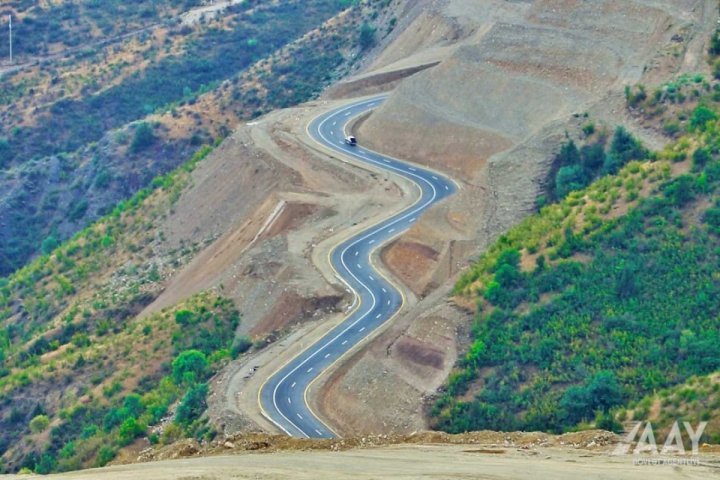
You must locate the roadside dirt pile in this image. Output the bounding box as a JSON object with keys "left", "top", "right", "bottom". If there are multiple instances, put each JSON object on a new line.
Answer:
{"left": 135, "top": 429, "right": 623, "bottom": 462}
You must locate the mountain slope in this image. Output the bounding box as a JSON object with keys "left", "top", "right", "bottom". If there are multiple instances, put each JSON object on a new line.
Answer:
{"left": 431, "top": 95, "right": 720, "bottom": 441}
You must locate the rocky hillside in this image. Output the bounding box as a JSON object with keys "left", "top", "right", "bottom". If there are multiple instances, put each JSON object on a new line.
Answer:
{"left": 0, "top": 0, "right": 390, "bottom": 276}
{"left": 0, "top": 0, "right": 397, "bottom": 473}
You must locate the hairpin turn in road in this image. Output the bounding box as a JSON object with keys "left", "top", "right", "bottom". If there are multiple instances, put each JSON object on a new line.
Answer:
{"left": 258, "top": 96, "right": 457, "bottom": 438}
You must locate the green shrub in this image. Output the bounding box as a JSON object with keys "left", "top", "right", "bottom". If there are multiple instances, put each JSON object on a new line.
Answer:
{"left": 29, "top": 414, "right": 50, "bottom": 433}
{"left": 359, "top": 23, "right": 376, "bottom": 50}
{"left": 175, "top": 383, "right": 208, "bottom": 427}
{"left": 130, "top": 122, "right": 157, "bottom": 153}
{"left": 172, "top": 350, "right": 208, "bottom": 385}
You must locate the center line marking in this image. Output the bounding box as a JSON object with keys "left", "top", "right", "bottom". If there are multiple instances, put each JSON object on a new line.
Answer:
{"left": 355, "top": 251, "right": 359, "bottom": 256}
{"left": 369, "top": 239, "right": 375, "bottom": 245}
{"left": 388, "top": 228, "right": 395, "bottom": 233}
{"left": 408, "top": 167, "right": 416, "bottom": 171}
{"left": 387, "top": 300, "right": 391, "bottom": 305}
{"left": 297, "top": 413, "right": 303, "bottom": 420}
{"left": 324, "top": 353, "right": 330, "bottom": 358}
{"left": 382, "top": 287, "right": 387, "bottom": 293}
{"left": 369, "top": 275, "right": 374, "bottom": 281}
{"left": 291, "top": 382, "right": 296, "bottom": 388}
{"left": 376, "top": 313, "right": 382, "bottom": 319}
{"left": 307, "top": 367, "right": 313, "bottom": 373}
{"left": 288, "top": 398, "right": 292, "bottom": 404}
{"left": 342, "top": 340, "right": 348, "bottom": 345}
{"left": 432, "top": 175, "right": 438, "bottom": 180}
{"left": 357, "top": 264, "right": 362, "bottom": 269}
{"left": 359, "top": 327, "right": 366, "bottom": 332}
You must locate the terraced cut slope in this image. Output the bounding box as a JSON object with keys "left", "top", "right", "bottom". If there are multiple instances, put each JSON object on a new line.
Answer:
{"left": 260, "top": 96, "right": 455, "bottom": 438}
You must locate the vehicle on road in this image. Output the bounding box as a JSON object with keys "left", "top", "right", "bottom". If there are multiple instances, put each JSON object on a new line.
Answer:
{"left": 344, "top": 135, "right": 357, "bottom": 146}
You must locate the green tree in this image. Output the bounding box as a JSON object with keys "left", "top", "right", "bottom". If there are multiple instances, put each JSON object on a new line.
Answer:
{"left": 175, "top": 383, "right": 208, "bottom": 427}
{"left": 29, "top": 414, "right": 50, "bottom": 433}
{"left": 130, "top": 122, "right": 157, "bottom": 153}
{"left": 692, "top": 147, "right": 711, "bottom": 171}
{"left": 580, "top": 143, "right": 605, "bottom": 171}
{"left": 359, "top": 23, "right": 376, "bottom": 50}
{"left": 172, "top": 350, "right": 208, "bottom": 385}
{"left": 690, "top": 105, "right": 718, "bottom": 131}
{"left": 96, "top": 446, "right": 116, "bottom": 467}
{"left": 118, "top": 417, "right": 145, "bottom": 446}
{"left": 41, "top": 236, "right": 59, "bottom": 255}
{"left": 555, "top": 165, "right": 587, "bottom": 198}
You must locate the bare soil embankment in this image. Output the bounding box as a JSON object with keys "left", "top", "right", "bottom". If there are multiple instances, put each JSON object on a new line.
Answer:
{"left": 13, "top": 430, "right": 720, "bottom": 480}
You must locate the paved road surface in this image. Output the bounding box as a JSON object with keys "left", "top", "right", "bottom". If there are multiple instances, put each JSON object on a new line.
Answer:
{"left": 258, "top": 96, "right": 456, "bottom": 438}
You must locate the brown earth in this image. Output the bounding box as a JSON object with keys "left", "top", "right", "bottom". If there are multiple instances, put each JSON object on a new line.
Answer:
{"left": 14, "top": 431, "right": 720, "bottom": 479}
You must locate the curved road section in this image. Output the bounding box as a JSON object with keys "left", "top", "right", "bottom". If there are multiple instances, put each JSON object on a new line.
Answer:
{"left": 259, "top": 96, "right": 456, "bottom": 438}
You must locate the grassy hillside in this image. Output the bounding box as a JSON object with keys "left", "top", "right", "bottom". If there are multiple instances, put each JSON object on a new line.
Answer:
{"left": 431, "top": 84, "right": 720, "bottom": 443}
{"left": 0, "top": 144, "right": 239, "bottom": 472}
{"left": 0, "top": 0, "right": 394, "bottom": 277}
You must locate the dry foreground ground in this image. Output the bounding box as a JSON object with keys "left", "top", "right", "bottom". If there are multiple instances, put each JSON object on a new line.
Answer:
{"left": 5, "top": 431, "right": 720, "bottom": 479}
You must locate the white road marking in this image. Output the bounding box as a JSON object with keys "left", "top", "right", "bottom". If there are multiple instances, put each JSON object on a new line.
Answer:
{"left": 382, "top": 288, "right": 387, "bottom": 293}
{"left": 369, "top": 275, "right": 375, "bottom": 281}
{"left": 307, "top": 367, "right": 313, "bottom": 373}
{"left": 359, "top": 327, "right": 366, "bottom": 332}
{"left": 432, "top": 175, "right": 438, "bottom": 180}
{"left": 369, "top": 239, "right": 376, "bottom": 245}
{"left": 388, "top": 228, "right": 395, "bottom": 233}
{"left": 330, "top": 131, "right": 334, "bottom": 135}
{"left": 355, "top": 250, "right": 359, "bottom": 256}
{"left": 342, "top": 340, "right": 348, "bottom": 345}
{"left": 383, "top": 159, "right": 391, "bottom": 163}
{"left": 445, "top": 185, "right": 449, "bottom": 190}
{"left": 409, "top": 218, "right": 416, "bottom": 223}
{"left": 345, "top": 111, "right": 352, "bottom": 116}
{"left": 332, "top": 121, "right": 337, "bottom": 126}
{"left": 324, "top": 353, "right": 331, "bottom": 359}
{"left": 288, "top": 397, "right": 292, "bottom": 404}
{"left": 408, "top": 167, "right": 416, "bottom": 171}
{"left": 297, "top": 413, "right": 304, "bottom": 420}
{"left": 291, "top": 382, "right": 296, "bottom": 388}
{"left": 357, "top": 264, "right": 362, "bottom": 269}
{"left": 316, "top": 429, "right": 323, "bottom": 435}
{"left": 387, "top": 300, "right": 391, "bottom": 305}
{"left": 376, "top": 313, "right": 382, "bottom": 319}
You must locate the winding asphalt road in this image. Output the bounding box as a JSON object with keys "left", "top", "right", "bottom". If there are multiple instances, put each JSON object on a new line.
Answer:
{"left": 258, "top": 96, "right": 456, "bottom": 438}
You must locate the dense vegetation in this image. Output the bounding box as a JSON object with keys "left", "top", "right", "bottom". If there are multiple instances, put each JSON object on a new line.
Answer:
{"left": 433, "top": 95, "right": 720, "bottom": 442}
{"left": 542, "top": 126, "right": 649, "bottom": 204}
